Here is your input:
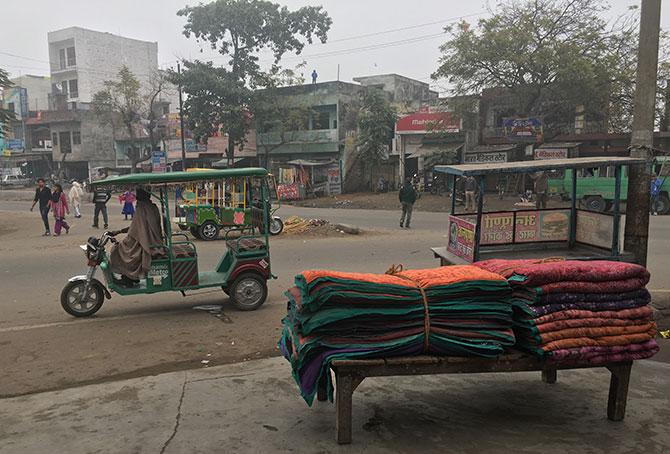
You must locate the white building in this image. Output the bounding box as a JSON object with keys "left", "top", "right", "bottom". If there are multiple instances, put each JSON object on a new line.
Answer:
{"left": 47, "top": 27, "right": 159, "bottom": 106}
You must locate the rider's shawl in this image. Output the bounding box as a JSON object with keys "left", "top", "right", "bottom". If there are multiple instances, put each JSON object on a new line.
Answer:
{"left": 110, "top": 200, "right": 163, "bottom": 279}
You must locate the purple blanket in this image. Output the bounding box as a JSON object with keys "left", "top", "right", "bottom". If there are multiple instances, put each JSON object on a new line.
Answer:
{"left": 527, "top": 299, "right": 649, "bottom": 317}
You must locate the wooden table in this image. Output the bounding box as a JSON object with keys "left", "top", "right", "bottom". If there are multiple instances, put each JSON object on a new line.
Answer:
{"left": 316, "top": 352, "right": 633, "bottom": 444}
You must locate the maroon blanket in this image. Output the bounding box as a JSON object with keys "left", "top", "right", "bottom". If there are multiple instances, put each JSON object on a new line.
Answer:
{"left": 475, "top": 259, "right": 649, "bottom": 287}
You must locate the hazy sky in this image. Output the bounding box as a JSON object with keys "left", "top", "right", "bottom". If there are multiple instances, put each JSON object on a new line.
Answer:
{"left": 1, "top": 0, "right": 669, "bottom": 94}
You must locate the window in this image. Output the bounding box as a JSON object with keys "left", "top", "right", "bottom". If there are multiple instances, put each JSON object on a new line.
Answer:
{"left": 312, "top": 110, "right": 331, "bottom": 130}
{"left": 66, "top": 47, "right": 76, "bottom": 66}
{"left": 59, "top": 49, "right": 66, "bottom": 70}
{"left": 52, "top": 132, "right": 58, "bottom": 146}
{"left": 68, "top": 79, "right": 78, "bottom": 98}
{"left": 162, "top": 105, "right": 169, "bottom": 115}
{"left": 72, "top": 131, "right": 81, "bottom": 145}
{"left": 59, "top": 131, "right": 72, "bottom": 154}
{"left": 7, "top": 102, "right": 15, "bottom": 114}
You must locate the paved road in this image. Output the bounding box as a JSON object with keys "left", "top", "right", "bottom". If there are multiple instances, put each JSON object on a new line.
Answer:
{"left": 1, "top": 200, "right": 668, "bottom": 397}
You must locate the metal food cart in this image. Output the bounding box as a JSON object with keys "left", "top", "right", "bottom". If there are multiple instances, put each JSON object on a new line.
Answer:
{"left": 431, "top": 157, "right": 645, "bottom": 265}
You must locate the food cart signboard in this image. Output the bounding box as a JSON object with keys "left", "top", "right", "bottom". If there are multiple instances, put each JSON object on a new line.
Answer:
{"left": 576, "top": 210, "right": 613, "bottom": 250}
{"left": 515, "top": 210, "right": 570, "bottom": 243}
{"left": 447, "top": 215, "right": 475, "bottom": 262}
{"left": 481, "top": 212, "right": 514, "bottom": 245}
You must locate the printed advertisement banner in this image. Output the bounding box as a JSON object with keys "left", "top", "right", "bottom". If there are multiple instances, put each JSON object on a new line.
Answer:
{"left": 151, "top": 151, "right": 167, "bottom": 173}
{"left": 447, "top": 215, "right": 475, "bottom": 262}
{"left": 576, "top": 210, "right": 614, "bottom": 250}
{"left": 502, "top": 117, "right": 543, "bottom": 142}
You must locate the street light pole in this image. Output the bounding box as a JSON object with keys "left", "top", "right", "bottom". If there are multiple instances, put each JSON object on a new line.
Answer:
{"left": 177, "top": 62, "right": 187, "bottom": 172}
{"left": 624, "top": 0, "right": 662, "bottom": 267}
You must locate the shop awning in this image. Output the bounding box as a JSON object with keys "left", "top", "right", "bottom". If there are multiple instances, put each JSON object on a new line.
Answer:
{"left": 212, "top": 158, "right": 245, "bottom": 168}
{"left": 267, "top": 142, "right": 339, "bottom": 154}
{"left": 286, "top": 159, "right": 337, "bottom": 167}
{"left": 408, "top": 143, "right": 463, "bottom": 158}
{"left": 537, "top": 142, "right": 582, "bottom": 149}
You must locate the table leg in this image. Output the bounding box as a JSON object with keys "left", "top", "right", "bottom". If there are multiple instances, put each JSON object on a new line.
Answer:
{"left": 542, "top": 368, "right": 557, "bottom": 384}
{"left": 607, "top": 362, "right": 632, "bottom": 421}
{"left": 336, "top": 373, "right": 355, "bottom": 444}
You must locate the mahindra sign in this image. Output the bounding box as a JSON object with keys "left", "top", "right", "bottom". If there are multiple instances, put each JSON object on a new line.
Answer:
{"left": 396, "top": 112, "right": 461, "bottom": 133}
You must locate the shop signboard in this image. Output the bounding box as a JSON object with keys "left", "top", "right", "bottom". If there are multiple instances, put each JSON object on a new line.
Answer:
{"left": 535, "top": 148, "right": 568, "bottom": 160}
{"left": 576, "top": 210, "right": 613, "bottom": 250}
{"left": 514, "top": 210, "right": 570, "bottom": 243}
{"left": 464, "top": 152, "right": 508, "bottom": 164}
{"left": 151, "top": 150, "right": 167, "bottom": 173}
{"left": 396, "top": 112, "right": 461, "bottom": 134}
{"left": 503, "top": 117, "right": 543, "bottom": 142}
{"left": 326, "top": 164, "right": 342, "bottom": 195}
{"left": 447, "top": 215, "right": 475, "bottom": 262}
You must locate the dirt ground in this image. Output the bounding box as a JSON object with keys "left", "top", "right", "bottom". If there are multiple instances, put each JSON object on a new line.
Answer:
{"left": 289, "top": 191, "right": 571, "bottom": 213}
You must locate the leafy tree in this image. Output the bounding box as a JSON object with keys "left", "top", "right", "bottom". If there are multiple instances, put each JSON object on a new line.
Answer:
{"left": 175, "top": 0, "right": 331, "bottom": 165}
{"left": 92, "top": 66, "right": 168, "bottom": 173}
{"left": 0, "top": 68, "right": 15, "bottom": 139}
{"left": 432, "top": 0, "right": 663, "bottom": 134}
{"left": 356, "top": 89, "right": 396, "bottom": 185}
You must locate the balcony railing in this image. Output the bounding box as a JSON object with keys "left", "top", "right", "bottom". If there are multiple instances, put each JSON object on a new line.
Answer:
{"left": 256, "top": 129, "right": 337, "bottom": 145}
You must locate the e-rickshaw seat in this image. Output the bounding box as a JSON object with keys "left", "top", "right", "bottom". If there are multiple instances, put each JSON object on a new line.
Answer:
{"left": 225, "top": 237, "right": 266, "bottom": 254}
{"left": 173, "top": 243, "right": 197, "bottom": 258}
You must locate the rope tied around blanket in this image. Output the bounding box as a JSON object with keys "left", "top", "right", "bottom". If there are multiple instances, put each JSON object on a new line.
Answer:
{"left": 386, "top": 264, "right": 431, "bottom": 353}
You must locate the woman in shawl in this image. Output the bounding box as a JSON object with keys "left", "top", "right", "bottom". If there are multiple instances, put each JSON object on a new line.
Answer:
{"left": 49, "top": 183, "right": 70, "bottom": 236}
{"left": 68, "top": 181, "right": 84, "bottom": 218}
{"left": 110, "top": 188, "right": 163, "bottom": 281}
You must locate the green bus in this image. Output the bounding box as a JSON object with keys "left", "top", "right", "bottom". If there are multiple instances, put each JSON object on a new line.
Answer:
{"left": 547, "top": 158, "right": 670, "bottom": 214}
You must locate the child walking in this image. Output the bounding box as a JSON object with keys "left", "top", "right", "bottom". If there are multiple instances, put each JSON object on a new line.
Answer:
{"left": 119, "top": 189, "right": 136, "bottom": 220}
{"left": 49, "top": 183, "right": 70, "bottom": 236}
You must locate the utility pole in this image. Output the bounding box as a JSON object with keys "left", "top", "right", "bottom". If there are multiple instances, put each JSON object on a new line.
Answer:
{"left": 177, "top": 63, "right": 187, "bottom": 171}
{"left": 624, "top": 0, "right": 662, "bottom": 266}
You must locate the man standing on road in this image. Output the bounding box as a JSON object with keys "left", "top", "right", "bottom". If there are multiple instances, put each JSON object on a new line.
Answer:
{"left": 464, "top": 176, "right": 477, "bottom": 212}
{"left": 399, "top": 177, "right": 417, "bottom": 228}
{"left": 30, "top": 178, "right": 52, "bottom": 236}
{"left": 92, "top": 188, "right": 111, "bottom": 229}
{"left": 532, "top": 171, "right": 549, "bottom": 210}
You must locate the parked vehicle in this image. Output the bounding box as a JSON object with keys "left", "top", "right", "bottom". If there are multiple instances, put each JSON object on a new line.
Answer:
{"left": 60, "top": 168, "right": 275, "bottom": 317}
{"left": 1, "top": 174, "right": 32, "bottom": 187}
{"left": 547, "top": 158, "right": 670, "bottom": 214}
{"left": 176, "top": 171, "right": 283, "bottom": 240}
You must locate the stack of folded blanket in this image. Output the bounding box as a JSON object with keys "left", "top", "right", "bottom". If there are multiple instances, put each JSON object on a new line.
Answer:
{"left": 279, "top": 265, "right": 515, "bottom": 404}
{"left": 474, "top": 259, "right": 659, "bottom": 365}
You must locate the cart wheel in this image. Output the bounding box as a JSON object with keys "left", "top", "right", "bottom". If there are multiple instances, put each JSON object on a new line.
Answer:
{"left": 61, "top": 280, "right": 105, "bottom": 317}
{"left": 229, "top": 273, "right": 267, "bottom": 311}
{"left": 189, "top": 226, "right": 201, "bottom": 239}
{"left": 198, "top": 221, "right": 220, "bottom": 241}
{"left": 269, "top": 217, "right": 284, "bottom": 235}
{"left": 584, "top": 196, "right": 606, "bottom": 212}
{"left": 655, "top": 194, "right": 670, "bottom": 215}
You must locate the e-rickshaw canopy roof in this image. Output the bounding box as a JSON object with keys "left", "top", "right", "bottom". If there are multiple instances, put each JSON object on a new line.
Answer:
{"left": 434, "top": 156, "right": 645, "bottom": 177}
{"left": 90, "top": 167, "right": 269, "bottom": 187}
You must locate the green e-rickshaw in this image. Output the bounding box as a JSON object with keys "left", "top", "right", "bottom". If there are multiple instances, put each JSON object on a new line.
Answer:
{"left": 175, "top": 172, "right": 283, "bottom": 240}
{"left": 60, "top": 168, "right": 275, "bottom": 317}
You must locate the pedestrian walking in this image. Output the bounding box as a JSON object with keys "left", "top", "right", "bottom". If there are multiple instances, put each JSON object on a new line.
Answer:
{"left": 119, "top": 189, "right": 136, "bottom": 220}
{"left": 30, "top": 178, "right": 52, "bottom": 236}
{"left": 92, "top": 188, "right": 111, "bottom": 229}
{"left": 49, "top": 183, "right": 70, "bottom": 236}
{"left": 68, "top": 181, "right": 84, "bottom": 218}
{"left": 399, "top": 177, "right": 417, "bottom": 228}
{"left": 531, "top": 171, "right": 549, "bottom": 210}
{"left": 464, "top": 176, "right": 477, "bottom": 212}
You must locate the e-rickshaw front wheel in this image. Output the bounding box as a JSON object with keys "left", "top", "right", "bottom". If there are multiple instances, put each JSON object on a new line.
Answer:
{"left": 228, "top": 273, "right": 267, "bottom": 311}
{"left": 199, "top": 221, "right": 220, "bottom": 241}
{"left": 60, "top": 281, "right": 105, "bottom": 317}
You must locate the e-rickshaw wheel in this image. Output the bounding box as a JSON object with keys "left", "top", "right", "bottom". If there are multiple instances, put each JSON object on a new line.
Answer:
{"left": 228, "top": 273, "right": 267, "bottom": 311}
{"left": 60, "top": 281, "right": 105, "bottom": 317}
{"left": 269, "top": 217, "right": 284, "bottom": 235}
{"left": 198, "top": 220, "right": 220, "bottom": 241}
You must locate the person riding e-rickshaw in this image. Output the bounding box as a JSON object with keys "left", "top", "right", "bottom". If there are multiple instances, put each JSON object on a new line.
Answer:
{"left": 60, "top": 168, "right": 275, "bottom": 317}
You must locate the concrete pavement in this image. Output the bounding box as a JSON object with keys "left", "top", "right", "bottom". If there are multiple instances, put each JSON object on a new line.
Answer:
{"left": 2, "top": 355, "right": 670, "bottom": 453}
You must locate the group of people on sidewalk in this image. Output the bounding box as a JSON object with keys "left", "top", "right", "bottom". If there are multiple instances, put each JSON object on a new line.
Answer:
{"left": 30, "top": 179, "right": 136, "bottom": 236}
